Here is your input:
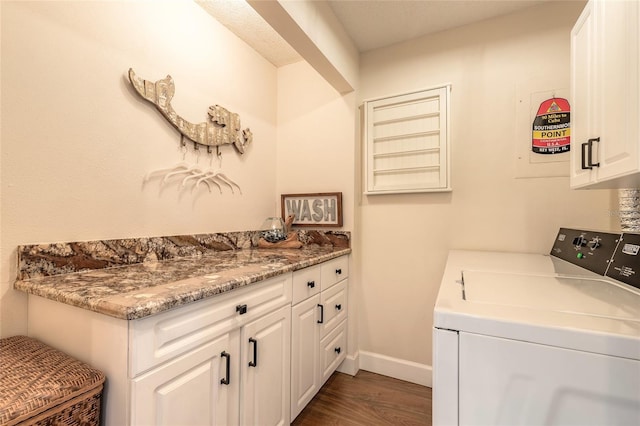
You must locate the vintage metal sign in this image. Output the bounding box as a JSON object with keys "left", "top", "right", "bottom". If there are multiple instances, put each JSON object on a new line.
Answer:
{"left": 532, "top": 97, "right": 570, "bottom": 154}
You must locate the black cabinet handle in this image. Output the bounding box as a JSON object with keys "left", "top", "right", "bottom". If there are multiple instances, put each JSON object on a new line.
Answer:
{"left": 581, "top": 137, "right": 600, "bottom": 170}
{"left": 588, "top": 137, "right": 600, "bottom": 168}
{"left": 335, "top": 347, "right": 341, "bottom": 354}
{"left": 335, "top": 304, "right": 342, "bottom": 311}
{"left": 307, "top": 281, "right": 315, "bottom": 289}
{"left": 236, "top": 304, "right": 247, "bottom": 315}
{"left": 581, "top": 142, "right": 589, "bottom": 169}
{"left": 248, "top": 338, "right": 257, "bottom": 367}
{"left": 220, "top": 351, "right": 230, "bottom": 385}
{"left": 317, "top": 304, "right": 324, "bottom": 324}
{"left": 335, "top": 268, "right": 342, "bottom": 275}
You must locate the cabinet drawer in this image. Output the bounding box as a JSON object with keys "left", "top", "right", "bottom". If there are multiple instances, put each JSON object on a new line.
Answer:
{"left": 130, "top": 273, "right": 292, "bottom": 376}
{"left": 319, "top": 279, "right": 347, "bottom": 338}
{"left": 320, "top": 256, "right": 349, "bottom": 291}
{"left": 292, "top": 264, "right": 321, "bottom": 305}
{"left": 320, "top": 319, "right": 347, "bottom": 385}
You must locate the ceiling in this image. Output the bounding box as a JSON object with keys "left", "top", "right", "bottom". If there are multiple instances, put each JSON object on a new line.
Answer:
{"left": 198, "top": 0, "right": 551, "bottom": 67}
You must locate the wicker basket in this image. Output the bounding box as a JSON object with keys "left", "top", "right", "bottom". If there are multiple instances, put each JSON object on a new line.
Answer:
{"left": 0, "top": 336, "right": 105, "bottom": 426}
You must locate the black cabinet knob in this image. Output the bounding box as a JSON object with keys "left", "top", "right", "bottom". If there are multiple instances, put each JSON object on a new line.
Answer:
{"left": 335, "top": 347, "right": 341, "bottom": 354}
{"left": 335, "top": 304, "right": 342, "bottom": 311}
{"left": 236, "top": 304, "right": 248, "bottom": 315}
{"left": 307, "top": 281, "right": 315, "bottom": 288}
{"left": 335, "top": 268, "right": 342, "bottom": 275}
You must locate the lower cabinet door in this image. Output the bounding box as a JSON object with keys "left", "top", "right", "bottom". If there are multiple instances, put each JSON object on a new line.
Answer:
{"left": 319, "top": 279, "right": 348, "bottom": 338}
{"left": 320, "top": 319, "right": 347, "bottom": 385}
{"left": 240, "top": 305, "right": 291, "bottom": 426}
{"left": 290, "top": 294, "right": 321, "bottom": 420}
{"left": 131, "top": 331, "right": 240, "bottom": 426}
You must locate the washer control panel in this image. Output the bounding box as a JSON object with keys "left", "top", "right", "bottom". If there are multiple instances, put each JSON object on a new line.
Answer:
{"left": 606, "top": 232, "right": 640, "bottom": 289}
{"left": 551, "top": 228, "right": 640, "bottom": 289}
{"left": 550, "top": 228, "right": 620, "bottom": 276}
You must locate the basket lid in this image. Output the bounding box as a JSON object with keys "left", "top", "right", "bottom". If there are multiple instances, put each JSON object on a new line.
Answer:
{"left": 0, "top": 335, "right": 105, "bottom": 425}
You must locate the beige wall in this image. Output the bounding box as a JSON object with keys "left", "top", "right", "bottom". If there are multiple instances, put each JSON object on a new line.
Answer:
{"left": 1, "top": 0, "right": 622, "bottom": 385}
{"left": 276, "top": 61, "right": 356, "bottom": 226}
{"left": 0, "top": 1, "right": 279, "bottom": 337}
{"left": 275, "top": 0, "right": 359, "bottom": 91}
{"left": 276, "top": 60, "right": 358, "bottom": 359}
{"left": 357, "top": 1, "right": 616, "bottom": 371}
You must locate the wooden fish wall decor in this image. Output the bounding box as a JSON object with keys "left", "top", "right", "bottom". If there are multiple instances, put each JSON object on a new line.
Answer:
{"left": 128, "top": 68, "right": 252, "bottom": 154}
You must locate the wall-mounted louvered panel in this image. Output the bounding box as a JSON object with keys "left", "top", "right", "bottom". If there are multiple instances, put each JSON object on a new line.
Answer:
{"left": 364, "top": 85, "right": 451, "bottom": 194}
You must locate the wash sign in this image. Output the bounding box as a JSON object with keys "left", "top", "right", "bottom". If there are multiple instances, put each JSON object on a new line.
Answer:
{"left": 532, "top": 98, "right": 570, "bottom": 154}
{"left": 281, "top": 192, "right": 343, "bottom": 227}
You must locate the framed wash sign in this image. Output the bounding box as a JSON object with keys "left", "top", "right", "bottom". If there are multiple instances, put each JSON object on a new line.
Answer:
{"left": 281, "top": 192, "right": 343, "bottom": 227}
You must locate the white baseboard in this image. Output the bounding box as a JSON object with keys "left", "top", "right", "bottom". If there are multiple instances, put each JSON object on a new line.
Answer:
{"left": 337, "top": 351, "right": 360, "bottom": 376}
{"left": 358, "top": 350, "right": 432, "bottom": 387}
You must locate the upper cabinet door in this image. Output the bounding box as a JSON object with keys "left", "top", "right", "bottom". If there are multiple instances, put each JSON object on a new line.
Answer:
{"left": 570, "top": 0, "right": 596, "bottom": 188}
{"left": 595, "top": 0, "right": 640, "bottom": 183}
{"left": 570, "top": 0, "right": 640, "bottom": 189}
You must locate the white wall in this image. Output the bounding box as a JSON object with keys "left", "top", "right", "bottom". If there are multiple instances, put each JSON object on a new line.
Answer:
{"left": 0, "top": 1, "right": 278, "bottom": 337}
{"left": 357, "top": 1, "right": 616, "bottom": 377}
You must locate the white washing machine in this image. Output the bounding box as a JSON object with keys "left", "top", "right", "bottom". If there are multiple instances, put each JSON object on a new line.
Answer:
{"left": 433, "top": 228, "right": 640, "bottom": 425}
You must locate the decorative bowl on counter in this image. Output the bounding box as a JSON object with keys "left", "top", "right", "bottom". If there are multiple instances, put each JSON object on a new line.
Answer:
{"left": 260, "top": 217, "right": 287, "bottom": 243}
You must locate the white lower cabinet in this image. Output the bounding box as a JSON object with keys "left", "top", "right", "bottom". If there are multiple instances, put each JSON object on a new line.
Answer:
{"left": 132, "top": 305, "right": 292, "bottom": 426}
{"left": 26, "top": 255, "right": 349, "bottom": 426}
{"left": 320, "top": 319, "right": 348, "bottom": 384}
{"left": 240, "top": 305, "right": 291, "bottom": 426}
{"left": 290, "top": 294, "right": 321, "bottom": 418}
{"left": 319, "top": 279, "right": 348, "bottom": 338}
{"left": 290, "top": 256, "right": 349, "bottom": 421}
{"left": 131, "top": 331, "right": 240, "bottom": 426}
{"left": 130, "top": 273, "right": 292, "bottom": 426}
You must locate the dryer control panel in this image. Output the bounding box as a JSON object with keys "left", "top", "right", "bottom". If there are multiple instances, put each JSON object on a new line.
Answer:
{"left": 550, "top": 228, "right": 621, "bottom": 276}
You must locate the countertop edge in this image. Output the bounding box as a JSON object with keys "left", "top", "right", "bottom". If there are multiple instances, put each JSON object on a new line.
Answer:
{"left": 15, "top": 248, "right": 351, "bottom": 321}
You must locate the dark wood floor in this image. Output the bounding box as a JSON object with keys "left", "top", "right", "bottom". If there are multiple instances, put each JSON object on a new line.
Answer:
{"left": 291, "top": 370, "right": 432, "bottom": 426}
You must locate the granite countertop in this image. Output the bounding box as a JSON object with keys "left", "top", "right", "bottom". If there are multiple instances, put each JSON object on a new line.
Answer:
{"left": 15, "top": 246, "right": 350, "bottom": 321}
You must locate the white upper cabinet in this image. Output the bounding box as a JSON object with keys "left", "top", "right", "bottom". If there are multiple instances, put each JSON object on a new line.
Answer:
{"left": 570, "top": 0, "right": 640, "bottom": 189}
{"left": 364, "top": 86, "right": 451, "bottom": 194}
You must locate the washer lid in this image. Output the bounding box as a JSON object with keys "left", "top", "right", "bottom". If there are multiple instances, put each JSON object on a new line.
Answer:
{"left": 463, "top": 270, "right": 640, "bottom": 322}
{"left": 435, "top": 250, "right": 640, "bottom": 359}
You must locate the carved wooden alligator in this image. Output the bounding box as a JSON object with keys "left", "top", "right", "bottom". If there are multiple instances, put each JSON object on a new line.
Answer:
{"left": 128, "top": 68, "right": 252, "bottom": 154}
